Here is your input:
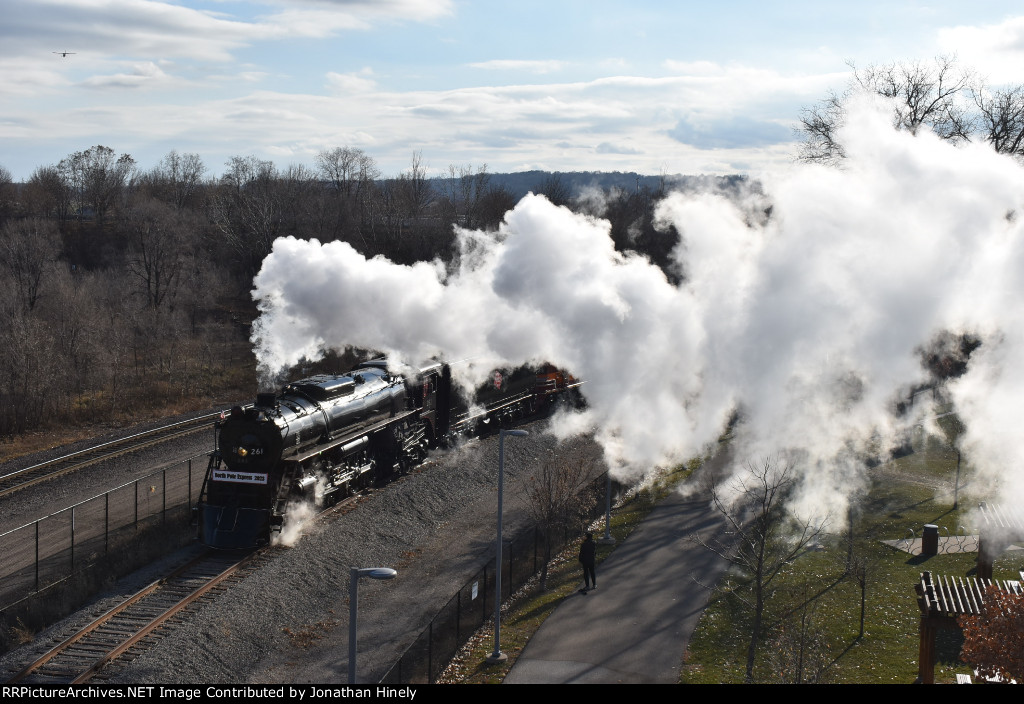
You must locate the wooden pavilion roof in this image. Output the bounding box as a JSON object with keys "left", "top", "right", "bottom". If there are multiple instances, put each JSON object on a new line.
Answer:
{"left": 978, "top": 502, "right": 1024, "bottom": 535}
{"left": 916, "top": 570, "right": 1023, "bottom": 618}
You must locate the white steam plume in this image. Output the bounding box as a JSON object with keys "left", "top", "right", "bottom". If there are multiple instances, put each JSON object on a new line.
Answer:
{"left": 252, "top": 96, "right": 1024, "bottom": 519}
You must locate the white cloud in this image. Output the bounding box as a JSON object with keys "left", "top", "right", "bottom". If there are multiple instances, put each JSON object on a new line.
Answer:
{"left": 468, "top": 60, "right": 567, "bottom": 74}
{"left": 1, "top": 61, "right": 834, "bottom": 178}
{"left": 79, "top": 62, "right": 177, "bottom": 90}
{"left": 595, "top": 142, "right": 641, "bottom": 155}
{"left": 0, "top": 0, "right": 454, "bottom": 65}
{"left": 326, "top": 68, "right": 376, "bottom": 93}
{"left": 238, "top": 71, "right": 271, "bottom": 83}
{"left": 255, "top": 8, "right": 371, "bottom": 38}
{"left": 662, "top": 59, "right": 723, "bottom": 76}
{"left": 288, "top": 0, "right": 454, "bottom": 23}
{"left": 938, "top": 16, "right": 1024, "bottom": 85}
{"left": 0, "top": 57, "right": 71, "bottom": 98}
{"left": 1, "top": 0, "right": 259, "bottom": 63}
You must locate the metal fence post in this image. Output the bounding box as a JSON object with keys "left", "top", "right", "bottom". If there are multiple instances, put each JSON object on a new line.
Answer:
{"left": 34, "top": 521, "right": 39, "bottom": 592}
{"left": 534, "top": 526, "right": 538, "bottom": 574}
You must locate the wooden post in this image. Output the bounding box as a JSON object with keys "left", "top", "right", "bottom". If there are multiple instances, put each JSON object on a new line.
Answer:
{"left": 918, "top": 617, "right": 936, "bottom": 684}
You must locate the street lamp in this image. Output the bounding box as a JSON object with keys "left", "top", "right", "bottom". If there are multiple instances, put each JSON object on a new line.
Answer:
{"left": 487, "top": 428, "right": 528, "bottom": 664}
{"left": 598, "top": 470, "right": 616, "bottom": 545}
{"left": 349, "top": 566, "right": 397, "bottom": 684}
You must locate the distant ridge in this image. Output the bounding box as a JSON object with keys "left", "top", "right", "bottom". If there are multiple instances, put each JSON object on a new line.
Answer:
{"left": 428, "top": 170, "right": 751, "bottom": 200}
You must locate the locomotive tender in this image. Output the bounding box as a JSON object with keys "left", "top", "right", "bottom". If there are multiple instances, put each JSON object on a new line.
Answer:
{"left": 196, "top": 360, "right": 578, "bottom": 549}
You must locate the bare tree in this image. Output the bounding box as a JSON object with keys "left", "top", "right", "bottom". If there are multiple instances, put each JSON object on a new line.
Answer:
{"left": 146, "top": 150, "right": 206, "bottom": 210}
{"left": 209, "top": 155, "right": 282, "bottom": 280}
{"left": 854, "top": 57, "right": 974, "bottom": 140}
{"left": 0, "top": 300, "right": 60, "bottom": 435}
{"left": 842, "top": 508, "right": 883, "bottom": 642}
{"left": 40, "top": 267, "right": 103, "bottom": 408}
{"left": 444, "top": 163, "right": 492, "bottom": 229}
{"left": 276, "top": 163, "right": 321, "bottom": 238}
{"left": 124, "top": 199, "right": 185, "bottom": 309}
{"left": 316, "top": 146, "right": 381, "bottom": 235}
{"left": 798, "top": 56, "right": 974, "bottom": 163}
{"left": 397, "top": 151, "right": 435, "bottom": 219}
{"left": 316, "top": 146, "right": 378, "bottom": 199}
{"left": 693, "top": 455, "right": 826, "bottom": 683}
{"left": 765, "top": 583, "right": 833, "bottom": 683}
{"left": 797, "top": 89, "right": 849, "bottom": 165}
{"left": 0, "top": 164, "right": 13, "bottom": 224}
{"left": 537, "top": 173, "right": 570, "bottom": 207}
{"left": 476, "top": 183, "right": 518, "bottom": 231}
{"left": 973, "top": 84, "right": 1024, "bottom": 159}
{"left": 315, "top": 148, "right": 383, "bottom": 249}
{"left": 23, "top": 165, "right": 72, "bottom": 222}
{"left": 523, "top": 442, "right": 601, "bottom": 590}
{"left": 0, "top": 218, "right": 61, "bottom": 312}
{"left": 58, "top": 145, "right": 136, "bottom": 226}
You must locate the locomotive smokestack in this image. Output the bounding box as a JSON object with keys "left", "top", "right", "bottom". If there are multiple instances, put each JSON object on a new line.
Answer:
{"left": 256, "top": 393, "right": 277, "bottom": 408}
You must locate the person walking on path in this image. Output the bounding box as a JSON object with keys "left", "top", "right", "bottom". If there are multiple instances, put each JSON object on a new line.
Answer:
{"left": 579, "top": 532, "right": 596, "bottom": 593}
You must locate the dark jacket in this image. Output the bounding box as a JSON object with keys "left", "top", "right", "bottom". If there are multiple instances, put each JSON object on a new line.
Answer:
{"left": 579, "top": 536, "right": 596, "bottom": 566}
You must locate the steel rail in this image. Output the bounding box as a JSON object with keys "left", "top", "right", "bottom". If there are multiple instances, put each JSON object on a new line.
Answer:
{"left": 0, "top": 412, "right": 222, "bottom": 498}
{"left": 6, "top": 550, "right": 253, "bottom": 684}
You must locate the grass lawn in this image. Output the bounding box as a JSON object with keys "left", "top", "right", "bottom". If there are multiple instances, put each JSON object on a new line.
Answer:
{"left": 682, "top": 437, "right": 1024, "bottom": 684}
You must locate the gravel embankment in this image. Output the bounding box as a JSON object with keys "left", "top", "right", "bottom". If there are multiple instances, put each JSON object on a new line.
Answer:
{"left": 1, "top": 418, "right": 602, "bottom": 684}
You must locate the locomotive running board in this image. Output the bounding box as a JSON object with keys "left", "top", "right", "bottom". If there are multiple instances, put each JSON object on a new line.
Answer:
{"left": 454, "top": 391, "right": 534, "bottom": 428}
{"left": 285, "top": 409, "right": 420, "bottom": 465}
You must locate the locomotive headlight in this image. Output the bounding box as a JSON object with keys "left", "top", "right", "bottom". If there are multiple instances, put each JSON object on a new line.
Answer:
{"left": 237, "top": 447, "right": 249, "bottom": 457}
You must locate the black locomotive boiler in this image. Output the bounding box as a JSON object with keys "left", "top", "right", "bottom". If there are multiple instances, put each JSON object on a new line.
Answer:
{"left": 195, "top": 360, "right": 579, "bottom": 549}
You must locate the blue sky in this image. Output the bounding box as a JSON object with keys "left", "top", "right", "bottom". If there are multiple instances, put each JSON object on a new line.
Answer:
{"left": 3, "top": 0, "right": 1024, "bottom": 180}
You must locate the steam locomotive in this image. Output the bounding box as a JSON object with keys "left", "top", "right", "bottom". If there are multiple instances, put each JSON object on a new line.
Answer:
{"left": 195, "top": 360, "right": 579, "bottom": 549}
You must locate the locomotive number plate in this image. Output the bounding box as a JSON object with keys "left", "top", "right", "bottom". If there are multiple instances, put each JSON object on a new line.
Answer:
{"left": 212, "top": 469, "right": 269, "bottom": 484}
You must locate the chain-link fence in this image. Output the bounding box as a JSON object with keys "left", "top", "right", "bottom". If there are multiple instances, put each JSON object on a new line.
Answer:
{"left": 0, "top": 455, "right": 208, "bottom": 615}
{"left": 380, "top": 472, "right": 610, "bottom": 684}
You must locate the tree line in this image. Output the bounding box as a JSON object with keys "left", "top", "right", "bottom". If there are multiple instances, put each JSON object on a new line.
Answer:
{"left": 0, "top": 146, "right": 685, "bottom": 442}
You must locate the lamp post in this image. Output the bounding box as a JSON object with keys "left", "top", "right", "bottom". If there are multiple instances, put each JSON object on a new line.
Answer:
{"left": 487, "top": 428, "right": 528, "bottom": 664}
{"left": 349, "top": 566, "right": 397, "bottom": 684}
{"left": 598, "top": 470, "right": 615, "bottom": 545}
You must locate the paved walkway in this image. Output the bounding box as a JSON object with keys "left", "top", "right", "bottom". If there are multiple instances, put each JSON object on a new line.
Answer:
{"left": 504, "top": 484, "right": 730, "bottom": 684}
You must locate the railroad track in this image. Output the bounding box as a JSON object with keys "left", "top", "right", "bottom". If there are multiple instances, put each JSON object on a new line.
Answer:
{"left": 1, "top": 482, "right": 376, "bottom": 684}
{"left": 5, "top": 550, "right": 255, "bottom": 684}
{"left": 0, "top": 413, "right": 223, "bottom": 499}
